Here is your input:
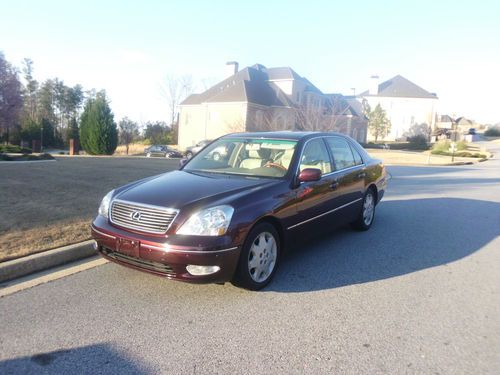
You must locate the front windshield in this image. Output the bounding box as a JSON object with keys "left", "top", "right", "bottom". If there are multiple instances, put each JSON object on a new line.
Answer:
{"left": 184, "top": 138, "right": 298, "bottom": 178}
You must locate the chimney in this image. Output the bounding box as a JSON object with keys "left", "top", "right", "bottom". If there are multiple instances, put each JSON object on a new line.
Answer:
{"left": 369, "top": 75, "right": 379, "bottom": 95}
{"left": 225, "top": 61, "right": 239, "bottom": 77}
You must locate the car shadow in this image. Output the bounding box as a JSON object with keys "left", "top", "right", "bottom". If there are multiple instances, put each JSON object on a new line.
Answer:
{"left": 265, "top": 197, "right": 499, "bottom": 293}
{"left": 0, "top": 343, "right": 151, "bottom": 374}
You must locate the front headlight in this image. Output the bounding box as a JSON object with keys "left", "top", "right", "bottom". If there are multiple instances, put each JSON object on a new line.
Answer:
{"left": 177, "top": 205, "right": 234, "bottom": 236}
{"left": 98, "top": 190, "right": 115, "bottom": 218}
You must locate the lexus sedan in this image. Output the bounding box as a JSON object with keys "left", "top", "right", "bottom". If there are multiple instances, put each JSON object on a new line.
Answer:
{"left": 144, "top": 145, "right": 183, "bottom": 158}
{"left": 92, "top": 132, "right": 387, "bottom": 290}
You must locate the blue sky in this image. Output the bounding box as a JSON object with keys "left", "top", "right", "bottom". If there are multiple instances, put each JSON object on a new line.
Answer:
{"left": 1, "top": 0, "right": 499, "bottom": 124}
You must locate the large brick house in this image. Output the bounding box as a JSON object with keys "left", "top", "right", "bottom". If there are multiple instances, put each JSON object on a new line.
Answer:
{"left": 178, "top": 64, "right": 368, "bottom": 150}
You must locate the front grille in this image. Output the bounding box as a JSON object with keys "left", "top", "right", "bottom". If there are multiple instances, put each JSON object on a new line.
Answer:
{"left": 110, "top": 199, "right": 178, "bottom": 234}
{"left": 101, "top": 248, "right": 175, "bottom": 275}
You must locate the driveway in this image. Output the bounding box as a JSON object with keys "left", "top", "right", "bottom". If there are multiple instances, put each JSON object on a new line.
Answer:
{"left": 0, "top": 144, "right": 499, "bottom": 374}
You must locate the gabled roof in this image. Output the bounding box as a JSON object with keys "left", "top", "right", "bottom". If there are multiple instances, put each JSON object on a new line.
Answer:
{"left": 456, "top": 117, "right": 473, "bottom": 125}
{"left": 360, "top": 75, "right": 438, "bottom": 99}
{"left": 181, "top": 64, "right": 316, "bottom": 107}
{"left": 436, "top": 114, "right": 454, "bottom": 123}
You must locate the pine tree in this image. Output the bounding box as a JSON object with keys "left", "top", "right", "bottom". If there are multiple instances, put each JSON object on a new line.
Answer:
{"left": 80, "top": 91, "right": 117, "bottom": 155}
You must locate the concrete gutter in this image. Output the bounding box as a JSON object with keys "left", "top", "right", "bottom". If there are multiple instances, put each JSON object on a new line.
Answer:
{"left": 0, "top": 240, "right": 97, "bottom": 283}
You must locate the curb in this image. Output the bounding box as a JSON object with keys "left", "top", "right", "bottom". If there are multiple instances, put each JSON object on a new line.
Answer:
{"left": 0, "top": 240, "right": 97, "bottom": 283}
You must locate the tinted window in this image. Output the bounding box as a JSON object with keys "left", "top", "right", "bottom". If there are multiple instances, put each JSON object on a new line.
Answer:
{"left": 349, "top": 144, "right": 363, "bottom": 165}
{"left": 325, "top": 138, "right": 356, "bottom": 170}
{"left": 299, "top": 139, "right": 332, "bottom": 174}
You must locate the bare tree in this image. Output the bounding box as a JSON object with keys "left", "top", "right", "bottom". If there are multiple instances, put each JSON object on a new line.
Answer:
{"left": 294, "top": 94, "right": 352, "bottom": 132}
{"left": 0, "top": 53, "right": 23, "bottom": 143}
{"left": 160, "top": 75, "right": 193, "bottom": 127}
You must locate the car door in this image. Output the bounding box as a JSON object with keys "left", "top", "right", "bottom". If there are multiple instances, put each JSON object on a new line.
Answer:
{"left": 291, "top": 138, "right": 344, "bottom": 227}
{"left": 323, "top": 136, "right": 365, "bottom": 223}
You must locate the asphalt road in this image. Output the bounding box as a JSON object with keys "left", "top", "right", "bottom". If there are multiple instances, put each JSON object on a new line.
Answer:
{"left": 1, "top": 144, "right": 499, "bottom": 374}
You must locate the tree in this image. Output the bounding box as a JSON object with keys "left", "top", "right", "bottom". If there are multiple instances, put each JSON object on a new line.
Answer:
{"left": 365, "top": 103, "right": 391, "bottom": 141}
{"left": 67, "top": 117, "right": 79, "bottom": 143}
{"left": 0, "top": 52, "right": 23, "bottom": 143}
{"left": 118, "top": 117, "right": 139, "bottom": 155}
{"left": 144, "top": 121, "right": 171, "bottom": 144}
{"left": 160, "top": 75, "right": 193, "bottom": 144}
{"left": 80, "top": 91, "right": 118, "bottom": 155}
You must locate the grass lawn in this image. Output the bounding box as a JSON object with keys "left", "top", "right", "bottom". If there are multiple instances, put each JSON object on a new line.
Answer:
{"left": 0, "top": 156, "right": 179, "bottom": 262}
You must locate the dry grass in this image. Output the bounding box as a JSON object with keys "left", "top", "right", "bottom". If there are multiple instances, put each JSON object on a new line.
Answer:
{"left": 114, "top": 143, "right": 180, "bottom": 156}
{"left": 114, "top": 143, "right": 149, "bottom": 156}
{"left": 0, "top": 156, "right": 179, "bottom": 262}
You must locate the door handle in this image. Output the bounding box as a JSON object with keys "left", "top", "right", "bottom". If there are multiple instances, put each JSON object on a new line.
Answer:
{"left": 357, "top": 172, "right": 366, "bottom": 178}
{"left": 330, "top": 181, "right": 339, "bottom": 190}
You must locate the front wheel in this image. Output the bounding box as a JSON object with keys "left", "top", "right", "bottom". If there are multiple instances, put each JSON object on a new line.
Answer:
{"left": 185, "top": 151, "right": 193, "bottom": 159}
{"left": 146, "top": 152, "right": 151, "bottom": 158}
{"left": 233, "top": 223, "right": 280, "bottom": 290}
{"left": 351, "top": 189, "right": 376, "bottom": 231}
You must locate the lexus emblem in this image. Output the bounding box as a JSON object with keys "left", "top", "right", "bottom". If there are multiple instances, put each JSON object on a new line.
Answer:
{"left": 131, "top": 211, "right": 142, "bottom": 221}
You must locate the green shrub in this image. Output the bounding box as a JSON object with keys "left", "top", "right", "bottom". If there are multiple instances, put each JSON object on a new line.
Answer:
{"left": 484, "top": 127, "right": 500, "bottom": 137}
{"left": 39, "top": 153, "right": 55, "bottom": 160}
{"left": 0, "top": 144, "right": 32, "bottom": 154}
{"left": 407, "top": 135, "right": 429, "bottom": 149}
{"left": 0, "top": 153, "right": 13, "bottom": 161}
{"left": 456, "top": 140, "right": 468, "bottom": 151}
{"left": 432, "top": 141, "right": 451, "bottom": 152}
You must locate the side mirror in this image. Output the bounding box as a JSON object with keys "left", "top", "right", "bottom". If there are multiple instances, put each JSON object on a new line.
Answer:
{"left": 179, "top": 158, "right": 188, "bottom": 169}
{"left": 298, "top": 168, "right": 322, "bottom": 182}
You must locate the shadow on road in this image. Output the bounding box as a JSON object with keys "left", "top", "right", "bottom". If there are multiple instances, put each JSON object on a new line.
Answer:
{"left": 0, "top": 343, "right": 151, "bottom": 374}
{"left": 266, "top": 197, "right": 500, "bottom": 293}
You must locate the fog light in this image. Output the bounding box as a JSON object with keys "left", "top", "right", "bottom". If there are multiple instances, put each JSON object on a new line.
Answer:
{"left": 93, "top": 241, "right": 98, "bottom": 250}
{"left": 186, "top": 265, "right": 220, "bottom": 276}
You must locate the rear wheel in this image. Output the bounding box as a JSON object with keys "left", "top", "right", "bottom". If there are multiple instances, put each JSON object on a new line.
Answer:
{"left": 186, "top": 151, "right": 193, "bottom": 159}
{"left": 351, "top": 188, "right": 376, "bottom": 231}
{"left": 233, "top": 223, "right": 280, "bottom": 290}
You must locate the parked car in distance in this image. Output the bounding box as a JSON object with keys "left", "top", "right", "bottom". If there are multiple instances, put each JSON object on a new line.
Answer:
{"left": 92, "top": 132, "right": 388, "bottom": 290}
{"left": 467, "top": 128, "right": 476, "bottom": 135}
{"left": 185, "top": 139, "right": 212, "bottom": 158}
{"left": 144, "top": 145, "right": 183, "bottom": 158}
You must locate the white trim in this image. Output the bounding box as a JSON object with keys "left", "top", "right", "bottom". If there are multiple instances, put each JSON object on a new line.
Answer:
{"left": 287, "top": 198, "right": 362, "bottom": 230}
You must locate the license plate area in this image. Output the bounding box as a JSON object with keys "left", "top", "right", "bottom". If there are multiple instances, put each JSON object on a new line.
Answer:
{"left": 116, "top": 238, "right": 140, "bottom": 258}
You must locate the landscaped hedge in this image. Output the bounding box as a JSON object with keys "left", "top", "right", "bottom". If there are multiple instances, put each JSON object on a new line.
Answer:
{"left": 0, "top": 144, "right": 32, "bottom": 154}
{"left": 430, "top": 150, "right": 487, "bottom": 158}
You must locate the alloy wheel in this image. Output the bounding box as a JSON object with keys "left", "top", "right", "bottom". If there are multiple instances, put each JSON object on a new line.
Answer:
{"left": 248, "top": 232, "right": 277, "bottom": 283}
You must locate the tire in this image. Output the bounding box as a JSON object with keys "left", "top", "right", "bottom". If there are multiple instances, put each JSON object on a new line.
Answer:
{"left": 186, "top": 151, "right": 193, "bottom": 159}
{"left": 146, "top": 153, "right": 151, "bottom": 158}
{"left": 351, "top": 188, "right": 376, "bottom": 231}
{"left": 212, "top": 152, "right": 221, "bottom": 161}
{"left": 233, "top": 222, "right": 281, "bottom": 290}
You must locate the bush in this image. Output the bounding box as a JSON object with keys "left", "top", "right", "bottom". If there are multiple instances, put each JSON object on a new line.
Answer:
{"left": 456, "top": 140, "right": 468, "bottom": 151}
{"left": 0, "top": 144, "right": 32, "bottom": 154}
{"left": 484, "top": 127, "right": 500, "bottom": 137}
{"left": 38, "top": 153, "right": 55, "bottom": 160}
{"left": 407, "top": 135, "right": 428, "bottom": 149}
{"left": 0, "top": 153, "right": 13, "bottom": 161}
{"left": 432, "top": 140, "right": 451, "bottom": 153}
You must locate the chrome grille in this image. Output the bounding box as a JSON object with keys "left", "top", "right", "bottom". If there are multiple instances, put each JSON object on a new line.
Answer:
{"left": 110, "top": 200, "right": 178, "bottom": 234}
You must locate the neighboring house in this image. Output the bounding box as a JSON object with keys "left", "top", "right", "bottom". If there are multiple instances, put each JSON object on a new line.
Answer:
{"left": 455, "top": 117, "right": 474, "bottom": 133}
{"left": 358, "top": 75, "right": 438, "bottom": 141}
{"left": 435, "top": 114, "right": 454, "bottom": 129}
{"left": 178, "top": 64, "right": 367, "bottom": 150}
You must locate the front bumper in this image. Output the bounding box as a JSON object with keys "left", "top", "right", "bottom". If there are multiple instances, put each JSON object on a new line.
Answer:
{"left": 91, "top": 217, "right": 241, "bottom": 284}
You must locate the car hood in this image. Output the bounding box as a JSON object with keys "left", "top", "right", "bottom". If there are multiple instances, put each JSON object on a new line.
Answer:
{"left": 115, "top": 170, "right": 279, "bottom": 210}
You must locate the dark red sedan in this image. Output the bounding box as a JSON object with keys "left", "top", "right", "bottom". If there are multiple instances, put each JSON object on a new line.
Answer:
{"left": 91, "top": 132, "right": 388, "bottom": 290}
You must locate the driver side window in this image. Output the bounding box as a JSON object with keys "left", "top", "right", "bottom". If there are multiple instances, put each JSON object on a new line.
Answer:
{"left": 299, "top": 139, "right": 332, "bottom": 174}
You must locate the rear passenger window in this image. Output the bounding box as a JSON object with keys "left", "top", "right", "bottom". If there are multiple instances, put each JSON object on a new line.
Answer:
{"left": 325, "top": 138, "right": 356, "bottom": 170}
{"left": 349, "top": 144, "right": 363, "bottom": 165}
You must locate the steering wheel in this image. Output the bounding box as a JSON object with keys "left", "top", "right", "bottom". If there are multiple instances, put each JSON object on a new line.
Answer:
{"left": 264, "top": 162, "right": 287, "bottom": 172}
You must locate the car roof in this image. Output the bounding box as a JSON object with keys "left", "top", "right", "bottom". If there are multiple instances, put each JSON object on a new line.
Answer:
{"left": 222, "top": 131, "right": 348, "bottom": 141}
